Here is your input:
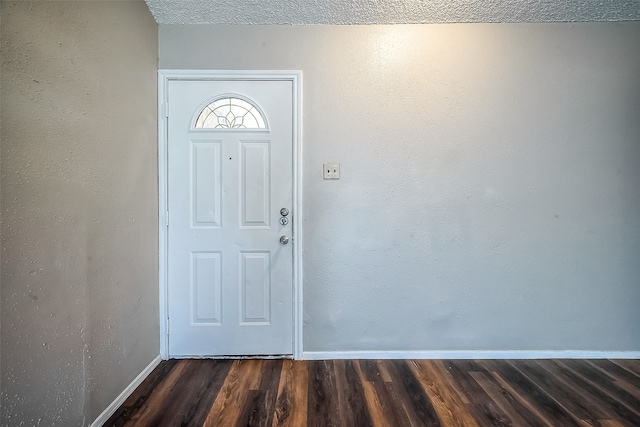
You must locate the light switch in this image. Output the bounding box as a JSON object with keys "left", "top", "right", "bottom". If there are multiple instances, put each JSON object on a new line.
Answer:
{"left": 323, "top": 162, "right": 340, "bottom": 179}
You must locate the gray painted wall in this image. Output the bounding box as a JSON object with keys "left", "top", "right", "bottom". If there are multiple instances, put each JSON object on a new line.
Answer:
{"left": 160, "top": 23, "right": 640, "bottom": 353}
{"left": 1, "top": 1, "right": 159, "bottom": 425}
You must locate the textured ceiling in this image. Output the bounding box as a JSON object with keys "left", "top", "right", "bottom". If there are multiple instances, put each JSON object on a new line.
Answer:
{"left": 145, "top": 0, "right": 640, "bottom": 25}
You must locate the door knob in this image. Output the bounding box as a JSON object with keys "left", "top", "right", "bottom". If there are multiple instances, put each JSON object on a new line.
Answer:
{"left": 280, "top": 235, "right": 289, "bottom": 245}
{"left": 280, "top": 208, "right": 289, "bottom": 217}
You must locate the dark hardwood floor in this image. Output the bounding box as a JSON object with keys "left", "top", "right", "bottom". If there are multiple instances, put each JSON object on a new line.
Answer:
{"left": 105, "top": 359, "right": 640, "bottom": 426}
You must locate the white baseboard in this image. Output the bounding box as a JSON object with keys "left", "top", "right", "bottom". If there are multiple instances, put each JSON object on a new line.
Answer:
{"left": 301, "top": 350, "right": 640, "bottom": 360}
{"left": 90, "top": 355, "right": 162, "bottom": 427}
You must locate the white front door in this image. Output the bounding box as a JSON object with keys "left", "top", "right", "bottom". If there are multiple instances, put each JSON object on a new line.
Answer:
{"left": 167, "top": 79, "right": 294, "bottom": 357}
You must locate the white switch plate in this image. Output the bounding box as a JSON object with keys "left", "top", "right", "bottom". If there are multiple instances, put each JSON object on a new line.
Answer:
{"left": 323, "top": 162, "right": 340, "bottom": 179}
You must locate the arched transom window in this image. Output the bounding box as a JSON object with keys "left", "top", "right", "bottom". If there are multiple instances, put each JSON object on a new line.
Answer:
{"left": 194, "top": 96, "right": 267, "bottom": 129}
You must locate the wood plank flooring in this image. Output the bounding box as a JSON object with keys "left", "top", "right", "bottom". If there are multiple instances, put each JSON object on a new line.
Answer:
{"left": 105, "top": 359, "right": 640, "bottom": 426}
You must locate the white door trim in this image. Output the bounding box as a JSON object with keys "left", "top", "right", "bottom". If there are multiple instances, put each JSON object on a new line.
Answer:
{"left": 158, "top": 70, "right": 303, "bottom": 360}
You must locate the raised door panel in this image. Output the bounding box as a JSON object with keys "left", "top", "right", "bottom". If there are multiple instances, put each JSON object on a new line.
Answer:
{"left": 239, "top": 141, "right": 270, "bottom": 229}
{"left": 239, "top": 251, "right": 271, "bottom": 325}
{"left": 190, "top": 140, "right": 222, "bottom": 228}
{"left": 191, "top": 252, "right": 222, "bottom": 325}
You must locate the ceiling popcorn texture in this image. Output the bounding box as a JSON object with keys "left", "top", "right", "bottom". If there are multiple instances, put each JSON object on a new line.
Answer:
{"left": 145, "top": 0, "right": 640, "bottom": 24}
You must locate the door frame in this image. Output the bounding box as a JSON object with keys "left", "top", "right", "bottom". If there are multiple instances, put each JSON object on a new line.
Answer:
{"left": 157, "top": 70, "right": 303, "bottom": 359}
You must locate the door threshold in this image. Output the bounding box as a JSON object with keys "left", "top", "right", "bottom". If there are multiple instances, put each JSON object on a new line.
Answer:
{"left": 170, "top": 354, "right": 294, "bottom": 360}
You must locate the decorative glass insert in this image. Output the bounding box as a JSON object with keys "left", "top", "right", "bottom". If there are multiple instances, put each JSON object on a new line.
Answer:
{"left": 195, "top": 97, "right": 266, "bottom": 129}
